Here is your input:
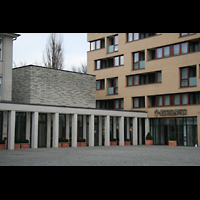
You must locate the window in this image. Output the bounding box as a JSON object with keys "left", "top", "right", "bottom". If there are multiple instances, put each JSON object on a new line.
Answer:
{"left": 90, "top": 38, "right": 105, "bottom": 51}
{"left": 128, "top": 33, "right": 132, "bottom": 42}
{"left": 127, "top": 71, "right": 161, "bottom": 86}
{"left": 164, "top": 46, "right": 170, "bottom": 57}
{"left": 164, "top": 95, "right": 170, "bottom": 106}
{"left": 120, "top": 55, "right": 124, "bottom": 65}
{"left": 96, "top": 79, "right": 105, "bottom": 90}
{"left": 182, "top": 93, "right": 188, "bottom": 105}
{"left": 133, "top": 97, "right": 145, "bottom": 108}
{"left": 133, "top": 51, "right": 145, "bottom": 70}
{"left": 114, "top": 99, "right": 124, "bottom": 109}
{"left": 0, "top": 38, "right": 2, "bottom": 60}
{"left": 174, "top": 94, "right": 180, "bottom": 105}
{"left": 181, "top": 42, "right": 188, "bottom": 54}
{"left": 180, "top": 33, "right": 195, "bottom": 37}
{"left": 114, "top": 55, "right": 124, "bottom": 66}
{"left": 96, "top": 60, "right": 100, "bottom": 70}
{"left": 156, "top": 48, "right": 162, "bottom": 58}
{"left": 134, "top": 33, "right": 139, "bottom": 40}
{"left": 180, "top": 66, "right": 196, "bottom": 87}
{"left": 108, "top": 77, "right": 118, "bottom": 95}
{"left": 173, "top": 44, "right": 180, "bottom": 55}
{"left": 157, "top": 96, "right": 163, "bottom": 106}
{"left": 115, "top": 57, "right": 119, "bottom": 66}
{"left": 114, "top": 35, "right": 118, "bottom": 51}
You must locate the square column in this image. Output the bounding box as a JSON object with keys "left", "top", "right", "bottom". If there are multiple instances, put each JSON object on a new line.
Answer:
{"left": 132, "top": 117, "right": 138, "bottom": 145}
{"left": 105, "top": 115, "right": 110, "bottom": 146}
{"left": 47, "top": 113, "right": 51, "bottom": 148}
{"left": 139, "top": 118, "right": 142, "bottom": 145}
{"left": 66, "top": 114, "right": 70, "bottom": 140}
{"left": 127, "top": 117, "right": 130, "bottom": 139}
{"left": 72, "top": 114, "right": 77, "bottom": 147}
{"left": 53, "top": 113, "right": 59, "bottom": 148}
{"left": 145, "top": 118, "right": 150, "bottom": 138}
{"left": 119, "top": 116, "right": 124, "bottom": 146}
{"left": 99, "top": 116, "right": 102, "bottom": 146}
{"left": 31, "top": 112, "right": 38, "bottom": 149}
{"left": 8, "top": 110, "right": 16, "bottom": 150}
{"left": 26, "top": 112, "right": 31, "bottom": 141}
{"left": 83, "top": 115, "right": 87, "bottom": 140}
{"left": 89, "top": 115, "right": 94, "bottom": 147}
{"left": 113, "top": 116, "right": 116, "bottom": 139}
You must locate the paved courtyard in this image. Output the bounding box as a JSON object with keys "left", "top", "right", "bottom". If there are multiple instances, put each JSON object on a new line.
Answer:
{"left": 0, "top": 145, "right": 199, "bottom": 166}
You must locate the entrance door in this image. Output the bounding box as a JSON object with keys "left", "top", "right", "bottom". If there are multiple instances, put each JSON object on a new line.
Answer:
{"left": 38, "top": 113, "right": 47, "bottom": 148}
{"left": 161, "top": 125, "right": 168, "bottom": 145}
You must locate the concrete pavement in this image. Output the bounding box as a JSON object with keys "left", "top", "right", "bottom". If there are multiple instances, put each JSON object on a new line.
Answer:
{"left": 0, "top": 145, "right": 199, "bottom": 166}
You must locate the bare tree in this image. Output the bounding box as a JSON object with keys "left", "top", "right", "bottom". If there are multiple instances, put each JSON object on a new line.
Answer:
{"left": 43, "top": 33, "right": 64, "bottom": 70}
{"left": 71, "top": 62, "right": 87, "bottom": 74}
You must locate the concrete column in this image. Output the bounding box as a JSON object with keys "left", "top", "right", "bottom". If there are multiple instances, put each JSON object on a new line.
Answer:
{"left": 145, "top": 118, "right": 150, "bottom": 138}
{"left": 105, "top": 115, "right": 110, "bottom": 146}
{"left": 132, "top": 117, "right": 138, "bottom": 145}
{"left": 139, "top": 118, "right": 142, "bottom": 145}
{"left": 31, "top": 112, "right": 38, "bottom": 149}
{"left": 53, "top": 113, "right": 59, "bottom": 148}
{"left": 47, "top": 113, "right": 51, "bottom": 148}
{"left": 113, "top": 116, "right": 116, "bottom": 139}
{"left": 127, "top": 117, "right": 130, "bottom": 139}
{"left": 72, "top": 114, "right": 77, "bottom": 147}
{"left": 83, "top": 115, "right": 87, "bottom": 140}
{"left": 3, "top": 111, "right": 8, "bottom": 140}
{"left": 66, "top": 114, "right": 70, "bottom": 140}
{"left": 26, "top": 112, "right": 31, "bottom": 141}
{"left": 89, "top": 114, "right": 94, "bottom": 147}
{"left": 99, "top": 116, "right": 102, "bottom": 146}
{"left": 119, "top": 116, "right": 124, "bottom": 146}
{"left": 7, "top": 110, "right": 15, "bottom": 150}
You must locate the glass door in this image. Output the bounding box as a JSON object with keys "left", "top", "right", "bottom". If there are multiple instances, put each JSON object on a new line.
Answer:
{"left": 38, "top": 113, "right": 47, "bottom": 148}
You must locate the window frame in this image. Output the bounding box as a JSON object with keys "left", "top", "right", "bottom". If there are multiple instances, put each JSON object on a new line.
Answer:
{"left": 133, "top": 96, "right": 145, "bottom": 108}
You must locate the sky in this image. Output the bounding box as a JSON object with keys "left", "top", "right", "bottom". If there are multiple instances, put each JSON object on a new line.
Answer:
{"left": 13, "top": 33, "right": 89, "bottom": 71}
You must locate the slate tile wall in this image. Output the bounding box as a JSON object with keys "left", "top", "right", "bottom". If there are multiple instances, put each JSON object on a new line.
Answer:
{"left": 12, "top": 65, "right": 96, "bottom": 108}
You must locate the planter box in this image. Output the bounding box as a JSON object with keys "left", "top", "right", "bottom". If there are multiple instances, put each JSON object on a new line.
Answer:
{"left": 20, "top": 143, "right": 30, "bottom": 149}
{"left": 146, "top": 140, "right": 153, "bottom": 145}
{"left": 59, "top": 142, "right": 70, "bottom": 147}
{"left": 0, "top": 144, "right": 6, "bottom": 150}
{"left": 77, "top": 142, "right": 86, "bottom": 147}
{"left": 169, "top": 140, "right": 177, "bottom": 147}
{"left": 124, "top": 141, "right": 131, "bottom": 145}
{"left": 15, "top": 144, "right": 21, "bottom": 149}
{"left": 110, "top": 141, "right": 117, "bottom": 146}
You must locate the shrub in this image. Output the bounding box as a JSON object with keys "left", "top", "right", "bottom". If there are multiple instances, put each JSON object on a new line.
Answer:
{"left": 124, "top": 138, "right": 131, "bottom": 141}
{"left": 110, "top": 138, "right": 117, "bottom": 141}
{"left": 59, "top": 138, "right": 68, "bottom": 142}
{"left": 15, "top": 139, "right": 29, "bottom": 143}
{"left": 77, "top": 139, "right": 86, "bottom": 142}
{"left": 169, "top": 132, "right": 176, "bottom": 141}
{"left": 146, "top": 132, "right": 153, "bottom": 140}
{"left": 0, "top": 140, "right": 5, "bottom": 144}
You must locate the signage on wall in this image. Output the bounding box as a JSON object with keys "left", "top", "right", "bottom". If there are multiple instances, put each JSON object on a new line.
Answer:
{"left": 154, "top": 109, "right": 187, "bottom": 117}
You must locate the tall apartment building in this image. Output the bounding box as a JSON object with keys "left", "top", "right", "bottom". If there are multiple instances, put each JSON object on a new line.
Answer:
{"left": 87, "top": 33, "right": 200, "bottom": 147}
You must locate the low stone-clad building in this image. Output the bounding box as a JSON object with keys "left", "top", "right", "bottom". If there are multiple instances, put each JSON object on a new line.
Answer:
{"left": 12, "top": 65, "right": 96, "bottom": 108}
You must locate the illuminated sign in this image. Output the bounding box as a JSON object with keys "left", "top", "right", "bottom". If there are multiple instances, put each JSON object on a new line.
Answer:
{"left": 154, "top": 109, "right": 187, "bottom": 117}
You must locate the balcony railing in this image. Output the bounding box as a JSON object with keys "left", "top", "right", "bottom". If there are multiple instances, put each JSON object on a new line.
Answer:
{"left": 108, "top": 87, "right": 114, "bottom": 95}
{"left": 189, "top": 77, "right": 196, "bottom": 86}
{"left": 139, "top": 60, "right": 145, "bottom": 69}
{"left": 108, "top": 45, "right": 114, "bottom": 53}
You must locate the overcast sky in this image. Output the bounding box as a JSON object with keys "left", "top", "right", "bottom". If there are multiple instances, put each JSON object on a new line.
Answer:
{"left": 13, "top": 33, "right": 89, "bottom": 71}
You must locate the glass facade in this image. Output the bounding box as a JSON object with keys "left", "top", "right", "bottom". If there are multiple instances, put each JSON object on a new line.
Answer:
{"left": 150, "top": 117, "right": 197, "bottom": 146}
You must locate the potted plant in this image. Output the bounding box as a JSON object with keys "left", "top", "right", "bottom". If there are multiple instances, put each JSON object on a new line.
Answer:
{"left": 169, "top": 132, "right": 177, "bottom": 147}
{"left": 146, "top": 132, "right": 153, "bottom": 145}
{"left": 77, "top": 139, "right": 86, "bottom": 147}
{"left": 110, "top": 138, "right": 117, "bottom": 146}
{"left": 0, "top": 140, "right": 5, "bottom": 150}
{"left": 124, "top": 138, "right": 131, "bottom": 145}
{"left": 59, "top": 138, "right": 69, "bottom": 147}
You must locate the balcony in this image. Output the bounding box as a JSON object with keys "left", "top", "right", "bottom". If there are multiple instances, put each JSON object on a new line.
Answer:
{"left": 189, "top": 77, "right": 196, "bottom": 86}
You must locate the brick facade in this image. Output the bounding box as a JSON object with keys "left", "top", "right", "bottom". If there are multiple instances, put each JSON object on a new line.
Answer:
{"left": 12, "top": 65, "right": 96, "bottom": 108}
